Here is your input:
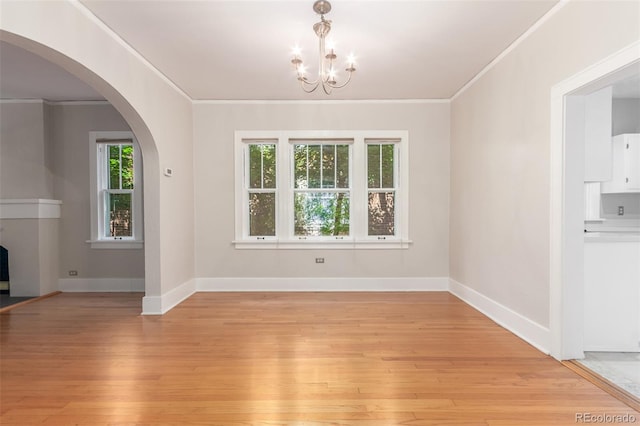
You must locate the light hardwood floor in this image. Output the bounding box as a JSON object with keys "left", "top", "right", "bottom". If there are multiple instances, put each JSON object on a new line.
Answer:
{"left": 1, "top": 292, "right": 637, "bottom": 425}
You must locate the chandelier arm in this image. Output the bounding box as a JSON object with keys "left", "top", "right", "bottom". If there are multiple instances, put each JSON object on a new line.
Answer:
{"left": 299, "top": 79, "right": 320, "bottom": 93}
{"left": 300, "top": 75, "right": 321, "bottom": 86}
{"left": 326, "top": 71, "right": 353, "bottom": 90}
{"left": 321, "top": 81, "right": 333, "bottom": 95}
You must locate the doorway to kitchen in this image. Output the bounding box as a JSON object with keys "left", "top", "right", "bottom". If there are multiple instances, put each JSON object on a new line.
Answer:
{"left": 549, "top": 41, "right": 639, "bottom": 405}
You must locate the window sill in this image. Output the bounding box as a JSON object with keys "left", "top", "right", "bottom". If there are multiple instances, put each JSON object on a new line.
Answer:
{"left": 86, "top": 240, "right": 144, "bottom": 250}
{"left": 232, "top": 239, "right": 412, "bottom": 250}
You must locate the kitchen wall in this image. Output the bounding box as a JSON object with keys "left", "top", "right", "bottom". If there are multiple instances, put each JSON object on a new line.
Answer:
{"left": 604, "top": 98, "right": 640, "bottom": 221}
{"left": 194, "top": 102, "right": 450, "bottom": 281}
{"left": 613, "top": 98, "right": 640, "bottom": 135}
{"left": 450, "top": 0, "right": 640, "bottom": 328}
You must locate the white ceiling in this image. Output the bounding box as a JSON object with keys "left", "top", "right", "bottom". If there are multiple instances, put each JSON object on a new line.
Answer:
{"left": 79, "top": 0, "right": 559, "bottom": 100}
{"left": 1, "top": 0, "right": 566, "bottom": 101}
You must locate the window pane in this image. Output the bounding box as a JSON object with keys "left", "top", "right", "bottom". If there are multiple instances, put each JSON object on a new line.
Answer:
{"left": 367, "top": 144, "right": 380, "bottom": 188}
{"left": 294, "top": 145, "right": 307, "bottom": 189}
{"left": 109, "top": 145, "right": 121, "bottom": 189}
{"left": 262, "top": 144, "right": 276, "bottom": 189}
{"left": 294, "top": 192, "right": 350, "bottom": 236}
{"left": 336, "top": 145, "right": 349, "bottom": 188}
{"left": 307, "top": 145, "right": 321, "bottom": 188}
{"left": 249, "top": 192, "right": 276, "bottom": 236}
{"left": 108, "top": 144, "right": 134, "bottom": 190}
{"left": 107, "top": 192, "right": 133, "bottom": 237}
{"left": 381, "top": 144, "right": 394, "bottom": 188}
{"left": 248, "top": 145, "right": 261, "bottom": 188}
{"left": 321, "top": 145, "right": 335, "bottom": 188}
{"left": 368, "top": 192, "right": 395, "bottom": 236}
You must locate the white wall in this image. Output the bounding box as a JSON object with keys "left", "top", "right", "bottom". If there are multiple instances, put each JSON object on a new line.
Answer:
{"left": 194, "top": 102, "right": 450, "bottom": 281}
{"left": 0, "top": 101, "right": 53, "bottom": 199}
{"left": 49, "top": 103, "right": 145, "bottom": 280}
{"left": 0, "top": 102, "right": 144, "bottom": 293}
{"left": 450, "top": 0, "right": 640, "bottom": 328}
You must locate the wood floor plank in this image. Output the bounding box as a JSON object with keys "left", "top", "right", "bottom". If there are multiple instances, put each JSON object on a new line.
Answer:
{"left": 1, "top": 292, "right": 638, "bottom": 425}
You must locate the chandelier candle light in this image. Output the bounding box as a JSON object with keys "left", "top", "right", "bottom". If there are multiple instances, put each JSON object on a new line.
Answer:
{"left": 291, "top": 0, "right": 356, "bottom": 94}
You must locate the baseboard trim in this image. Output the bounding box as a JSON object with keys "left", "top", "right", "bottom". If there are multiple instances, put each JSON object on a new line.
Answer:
{"left": 196, "top": 277, "right": 449, "bottom": 292}
{"left": 449, "top": 278, "right": 550, "bottom": 354}
{"left": 59, "top": 278, "right": 145, "bottom": 292}
{"left": 64, "top": 275, "right": 551, "bottom": 356}
{"left": 142, "top": 279, "right": 196, "bottom": 315}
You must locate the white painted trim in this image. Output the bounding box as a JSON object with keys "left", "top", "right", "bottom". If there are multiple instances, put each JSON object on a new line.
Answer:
{"left": 0, "top": 199, "right": 62, "bottom": 219}
{"left": 234, "top": 130, "right": 410, "bottom": 246}
{"left": 69, "top": 0, "right": 191, "bottom": 102}
{"left": 46, "top": 100, "right": 110, "bottom": 106}
{"left": 86, "top": 240, "right": 144, "bottom": 249}
{"left": 0, "top": 99, "right": 44, "bottom": 104}
{"left": 451, "top": 0, "right": 569, "bottom": 101}
{"left": 196, "top": 277, "right": 449, "bottom": 292}
{"left": 59, "top": 278, "right": 145, "bottom": 292}
{"left": 142, "top": 279, "right": 196, "bottom": 315}
{"left": 193, "top": 99, "right": 450, "bottom": 105}
{"left": 449, "top": 279, "right": 551, "bottom": 354}
{"left": 232, "top": 240, "right": 413, "bottom": 250}
{"left": 89, "top": 131, "right": 143, "bottom": 245}
{"left": 0, "top": 99, "right": 109, "bottom": 105}
{"left": 549, "top": 40, "right": 640, "bottom": 360}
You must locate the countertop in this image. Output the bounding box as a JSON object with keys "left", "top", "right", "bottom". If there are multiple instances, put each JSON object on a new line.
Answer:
{"left": 584, "top": 231, "right": 640, "bottom": 242}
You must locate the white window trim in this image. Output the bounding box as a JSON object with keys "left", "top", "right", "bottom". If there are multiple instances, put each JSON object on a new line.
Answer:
{"left": 88, "top": 131, "right": 144, "bottom": 249}
{"left": 234, "top": 130, "right": 410, "bottom": 249}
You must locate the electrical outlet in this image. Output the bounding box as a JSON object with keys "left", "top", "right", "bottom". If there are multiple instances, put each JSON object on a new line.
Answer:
{"left": 315, "top": 258, "right": 325, "bottom": 264}
{"left": 618, "top": 206, "right": 624, "bottom": 216}
{"left": 68, "top": 270, "right": 78, "bottom": 276}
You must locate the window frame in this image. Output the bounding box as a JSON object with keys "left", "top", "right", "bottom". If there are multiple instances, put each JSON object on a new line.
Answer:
{"left": 290, "top": 139, "right": 353, "bottom": 241}
{"left": 242, "top": 139, "right": 279, "bottom": 241}
{"left": 89, "top": 131, "right": 144, "bottom": 249}
{"left": 234, "top": 130, "right": 410, "bottom": 249}
{"left": 365, "top": 139, "right": 400, "bottom": 240}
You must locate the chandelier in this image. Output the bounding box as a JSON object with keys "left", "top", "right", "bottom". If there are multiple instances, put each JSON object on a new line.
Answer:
{"left": 291, "top": 0, "right": 356, "bottom": 94}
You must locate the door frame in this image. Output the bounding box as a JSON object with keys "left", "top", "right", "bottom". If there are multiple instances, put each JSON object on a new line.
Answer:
{"left": 549, "top": 41, "right": 640, "bottom": 360}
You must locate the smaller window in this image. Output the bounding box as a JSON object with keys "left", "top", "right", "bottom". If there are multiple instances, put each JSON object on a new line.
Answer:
{"left": 245, "top": 142, "right": 277, "bottom": 238}
{"left": 89, "top": 132, "right": 143, "bottom": 249}
{"left": 367, "top": 141, "right": 398, "bottom": 238}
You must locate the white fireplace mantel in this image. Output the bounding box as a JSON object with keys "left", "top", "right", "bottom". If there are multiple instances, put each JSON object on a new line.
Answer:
{"left": 0, "top": 199, "right": 62, "bottom": 219}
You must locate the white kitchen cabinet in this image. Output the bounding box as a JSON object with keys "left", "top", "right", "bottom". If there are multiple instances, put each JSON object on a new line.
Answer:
{"left": 601, "top": 133, "right": 640, "bottom": 193}
{"left": 584, "top": 87, "right": 613, "bottom": 182}
{"left": 583, "top": 239, "right": 640, "bottom": 352}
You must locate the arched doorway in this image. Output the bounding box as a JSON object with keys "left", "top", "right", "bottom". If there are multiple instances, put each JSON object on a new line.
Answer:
{"left": 0, "top": 31, "right": 163, "bottom": 311}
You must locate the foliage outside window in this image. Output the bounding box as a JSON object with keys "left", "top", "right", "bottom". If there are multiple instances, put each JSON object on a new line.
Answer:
{"left": 247, "top": 143, "right": 277, "bottom": 237}
{"left": 105, "top": 143, "right": 134, "bottom": 238}
{"left": 234, "top": 131, "right": 409, "bottom": 249}
{"left": 367, "top": 143, "right": 396, "bottom": 237}
{"left": 293, "top": 143, "right": 350, "bottom": 237}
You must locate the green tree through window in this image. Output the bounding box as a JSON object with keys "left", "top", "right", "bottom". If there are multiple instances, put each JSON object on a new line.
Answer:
{"left": 293, "top": 143, "right": 350, "bottom": 236}
{"left": 105, "top": 143, "right": 134, "bottom": 237}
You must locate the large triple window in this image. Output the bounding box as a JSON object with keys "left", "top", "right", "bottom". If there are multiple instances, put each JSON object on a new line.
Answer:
{"left": 235, "top": 131, "right": 409, "bottom": 249}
